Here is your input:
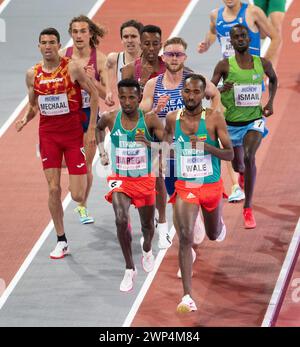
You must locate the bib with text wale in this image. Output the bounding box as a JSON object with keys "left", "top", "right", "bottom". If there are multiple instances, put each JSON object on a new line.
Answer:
{"left": 38, "top": 93, "right": 70, "bottom": 116}
{"left": 115, "top": 146, "right": 147, "bottom": 171}
{"left": 221, "top": 36, "right": 235, "bottom": 58}
{"left": 234, "top": 84, "right": 262, "bottom": 107}
{"left": 180, "top": 153, "right": 213, "bottom": 179}
{"left": 81, "top": 89, "right": 90, "bottom": 108}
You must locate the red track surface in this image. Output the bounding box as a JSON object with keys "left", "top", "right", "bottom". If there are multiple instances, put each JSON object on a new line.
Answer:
{"left": 0, "top": 0, "right": 189, "bottom": 288}
{"left": 132, "top": 1, "right": 300, "bottom": 327}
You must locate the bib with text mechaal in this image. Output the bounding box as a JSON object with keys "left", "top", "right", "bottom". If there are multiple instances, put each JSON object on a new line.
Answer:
{"left": 38, "top": 93, "right": 70, "bottom": 116}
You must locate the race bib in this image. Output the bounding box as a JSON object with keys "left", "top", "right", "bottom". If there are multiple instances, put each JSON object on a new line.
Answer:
{"left": 81, "top": 89, "right": 90, "bottom": 108}
{"left": 234, "top": 84, "right": 262, "bottom": 107}
{"left": 252, "top": 119, "right": 264, "bottom": 131}
{"left": 181, "top": 154, "right": 213, "bottom": 178}
{"left": 221, "top": 36, "right": 235, "bottom": 58}
{"left": 38, "top": 93, "right": 70, "bottom": 116}
{"left": 115, "top": 147, "right": 147, "bottom": 171}
{"left": 108, "top": 180, "right": 122, "bottom": 190}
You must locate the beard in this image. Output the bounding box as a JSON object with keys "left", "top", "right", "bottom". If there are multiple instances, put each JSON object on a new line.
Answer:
{"left": 185, "top": 102, "right": 202, "bottom": 112}
{"left": 165, "top": 62, "right": 184, "bottom": 73}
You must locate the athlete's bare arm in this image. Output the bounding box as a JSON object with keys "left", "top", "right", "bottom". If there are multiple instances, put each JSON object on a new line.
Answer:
{"left": 69, "top": 61, "right": 98, "bottom": 145}
{"left": 140, "top": 77, "right": 156, "bottom": 112}
{"left": 250, "top": 5, "right": 280, "bottom": 63}
{"left": 204, "top": 109, "right": 233, "bottom": 161}
{"left": 96, "top": 110, "right": 117, "bottom": 164}
{"left": 105, "top": 52, "right": 118, "bottom": 106}
{"left": 261, "top": 57, "right": 278, "bottom": 117}
{"left": 15, "top": 68, "right": 38, "bottom": 132}
{"left": 94, "top": 48, "right": 108, "bottom": 100}
{"left": 121, "top": 61, "right": 135, "bottom": 80}
{"left": 204, "top": 77, "right": 222, "bottom": 111}
{"left": 197, "top": 9, "right": 217, "bottom": 54}
{"left": 211, "top": 59, "right": 231, "bottom": 92}
{"left": 144, "top": 111, "right": 165, "bottom": 142}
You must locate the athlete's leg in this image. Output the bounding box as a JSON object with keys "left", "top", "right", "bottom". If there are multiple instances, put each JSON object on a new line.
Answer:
{"left": 243, "top": 130, "right": 263, "bottom": 208}
{"left": 68, "top": 174, "right": 87, "bottom": 203}
{"left": 174, "top": 196, "right": 199, "bottom": 296}
{"left": 44, "top": 168, "right": 64, "bottom": 236}
{"left": 112, "top": 192, "right": 134, "bottom": 269}
{"left": 138, "top": 204, "right": 155, "bottom": 253}
{"left": 78, "top": 132, "right": 97, "bottom": 207}
{"left": 201, "top": 201, "right": 223, "bottom": 241}
{"left": 268, "top": 11, "right": 285, "bottom": 68}
{"left": 231, "top": 146, "right": 245, "bottom": 174}
{"left": 156, "top": 177, "right": 167, "bottom": 223}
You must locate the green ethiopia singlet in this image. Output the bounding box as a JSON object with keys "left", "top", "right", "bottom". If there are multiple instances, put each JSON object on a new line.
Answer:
{"left": 175, "top": 109, "right": 221, "bottom": 184}
{"left": 221, "top": 55, "right": 264, "bottom": 123}
{"left": 111, "top": 109, "right": 153, "bottom": 177}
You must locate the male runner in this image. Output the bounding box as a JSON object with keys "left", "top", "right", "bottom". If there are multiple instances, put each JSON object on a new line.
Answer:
{"left": 163, "top": 74, "right": 233, "bottom": 313}
{"left": 61, "top": 15, "right": 107, "bottom": 224}
{"left": 198, "top": 0, "right": 279, "bottom": 202}
{"left": 121, "top": 25, "right": 165, "bottom": 88}
{"left": 121, "top": 24, "right": 168, "bottom": 247}
{"left": 96, "top": 79, "right": 164, "bottom": 292}
{"left": 141, "top": 37, "right": 221, "bottom": 249}
{"left": 16, "top": 28, "right": 99, "bottom": 259}
{"left": 211, "top": 24, "right": 277, "bottom": 228}
{"left": 105, "top": 19, "right": 143, "bottom": 106}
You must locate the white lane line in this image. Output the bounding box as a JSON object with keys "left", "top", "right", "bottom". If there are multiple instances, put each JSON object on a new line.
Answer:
{"left": 0, "top": 0, "right": 106, "bottom": 139}
{"left": 0, "top": 0, "right": 11, "bottom": 14}
{"left": 261, "top": 218, "right": 300, "bottom": 327}
{"left": 0, "top": 0, "right": 106, "bottom": 308}
{"left": 122, "top": 226, "right": 176, "bottom": 327}
{"left": 0, "top": 195, "right": 72, "bottom": 310}
{"left": 122, "top": 0, "right": 199, "bottom": 327}
{"left": 168, "top": 0, "right": 200, "bottom": 37}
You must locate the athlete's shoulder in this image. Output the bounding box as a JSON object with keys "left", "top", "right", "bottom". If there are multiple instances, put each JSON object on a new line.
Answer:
{"left": 210, "top": 8, "right": 218, "bottom": 21}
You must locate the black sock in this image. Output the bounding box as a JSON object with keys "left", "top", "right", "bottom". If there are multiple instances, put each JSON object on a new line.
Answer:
{"left": 57, "top": 234, "right": 67, "bottom": 243}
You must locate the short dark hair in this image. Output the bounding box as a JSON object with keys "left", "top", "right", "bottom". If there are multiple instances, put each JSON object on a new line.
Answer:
{"left": 141, "top": 25, "right": 162, "bottom": 38}
{"left": 39, "top": 27, "right": 60, "bottom": 43}
{"left": 120, "top": 19, "right": 144, "bottom": 38}
{"left": 184, "top": 73, "right": 207, "bottom": 91}
{"left": 230, "top": 24, "right": 249, "bottom": 38}
{"left": 118, "top": 78, "right": 141, "bottom": 94}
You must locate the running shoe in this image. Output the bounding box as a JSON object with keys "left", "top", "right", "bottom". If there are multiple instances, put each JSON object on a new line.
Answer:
{"left": 177, "top": 294, "right": 197, "bottom": 313}
{"left": 193, "top": 213, "right": 206, "bottom": 245}
{"left": 177, "top": 248, "right": 197, "bottom": 279}
{"left": 120, "top": 269, "right": 137, "bottom": 292}
{"left": 50, "top": 241, "right": 70, "bottom": 259}
{"left": 238, "top": 173, "right": 245, "bottom": 190}
{"left": 140, "top": 237, "right": 155, "bottom": 273}
{"left": 243, "top": 208, "right": 256, "bottom": 229}
{"left": 216, "top": 220, "right": 227, "bottom": 242}
{"left": 156, "top": 222, "right": 172, "bottom": 249}
{"left": 228, "top": 184, "right": 245, "bottom": 203}
{"left": 74, "top": 206, "right": 94, "bottom": 224}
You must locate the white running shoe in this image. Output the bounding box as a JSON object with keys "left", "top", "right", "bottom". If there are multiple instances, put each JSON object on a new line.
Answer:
{"left": 50, "top": 241, "right": 70, "bottom": 259}
{"left": 177, "top": 248, "right": 197, "bottom": 279}
{"left": 216, "top": 220, "right": 227, "bottom": 242}
{"left": 120, "top": 269, "right": 137, "bottom": 292}
{"left": 228, "top": 184, "right": 245, "bottom": 203}
{"left": 157, "top": 222, "right": 172, "bottom": 249}
{"left": 193, "top": 213, "right": 206, "bottom": 245}
{"left": 177, "top": 294, "right": 197, "bottom": 313}
{"left": 140, "top": 237, "right": 155, "bottom": 273}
